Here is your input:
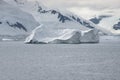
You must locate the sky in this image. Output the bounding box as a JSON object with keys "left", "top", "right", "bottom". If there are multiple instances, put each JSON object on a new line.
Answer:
{"left": 37, "top": 0, "right": 120, "bottom": 19}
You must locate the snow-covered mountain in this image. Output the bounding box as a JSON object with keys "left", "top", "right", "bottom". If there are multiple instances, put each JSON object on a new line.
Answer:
{"left": 0, "top": 0, "right": 39, "bottom": 41}
{"left": 2, "top": 0, "right": 102, "bottom": 43}
{"left": 5, "top": 0, "right": 99, "bottom": 29}
{"left": 4, "top": 0, "right": 100, "bottom": 44}
{"left": 1, "top": 0, "right": 120, "bottom": 37}
{"left": 90, "top": 15, "right": 112, "bottom": 24}
{"left": 90, "top": 12, "right": 120, "bottom": 35}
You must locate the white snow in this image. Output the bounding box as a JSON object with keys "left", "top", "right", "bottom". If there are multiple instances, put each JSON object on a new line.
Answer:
{"left": 25, "top": 25, "right": 99, "bottom": 44}
{"left": 98, "top": 15, "right": 120, "bottom": 35}
{"left": 90, "top": 10, "right": 120, "bottom": 35}
{"left": 0, "top": 0, "right": 39, "bottom": 38}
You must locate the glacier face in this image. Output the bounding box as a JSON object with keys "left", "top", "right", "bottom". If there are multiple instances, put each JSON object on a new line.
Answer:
{"left": 25, "top": 25, "right": 99, "bottom": 44}
{"left": 0, "top": 0, "right": 39, "bottom": 40}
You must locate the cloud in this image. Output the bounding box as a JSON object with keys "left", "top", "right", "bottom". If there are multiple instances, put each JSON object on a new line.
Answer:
{"left": 38, "top": 0, "right": 120, "bottom": 10}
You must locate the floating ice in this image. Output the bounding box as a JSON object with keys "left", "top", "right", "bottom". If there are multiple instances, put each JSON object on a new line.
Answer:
{"left": 25, "top": 25, "right": 99, "bottom": 44}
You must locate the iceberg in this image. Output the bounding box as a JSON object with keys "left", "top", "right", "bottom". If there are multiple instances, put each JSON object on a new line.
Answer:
{"left": 80, "top": 29, "right": 99, "bottom": 43}
{"left": 25, "top": 25, "right": 99, "bottom": 44}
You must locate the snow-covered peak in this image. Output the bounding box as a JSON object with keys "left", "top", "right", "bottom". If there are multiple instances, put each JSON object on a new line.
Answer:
{"left": 4, "top": 0, "right": 98, "bottom": 29}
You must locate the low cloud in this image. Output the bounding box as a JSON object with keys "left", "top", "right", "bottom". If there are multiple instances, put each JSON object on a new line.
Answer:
{"left": 39, "top": 0, "right": 120, "bottom": 10}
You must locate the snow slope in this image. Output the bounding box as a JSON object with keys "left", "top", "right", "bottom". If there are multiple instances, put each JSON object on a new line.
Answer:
{"left": 90, "top": 11, "right": 120, "bottom": 35}
{"left": 0, "top": 0, "right": 39, "bottom": 40}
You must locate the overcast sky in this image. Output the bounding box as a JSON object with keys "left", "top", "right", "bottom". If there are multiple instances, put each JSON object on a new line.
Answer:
{"left": 37, "top": 0, "right": 120, "bottom": 19}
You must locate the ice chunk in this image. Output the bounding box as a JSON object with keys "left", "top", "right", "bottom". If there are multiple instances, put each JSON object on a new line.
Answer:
{"left": 25, "top": 25, "right": 99, "bottom": 44}
{"left": 49, "top": 31, "right": 81, "bottom": 44}
{"left": 80, "top": 29, "right": 99, "bottom": 43}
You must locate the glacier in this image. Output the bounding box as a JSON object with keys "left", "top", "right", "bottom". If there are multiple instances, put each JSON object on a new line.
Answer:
{"left": 25, "top": 25, "right": 99, "bottom": 44}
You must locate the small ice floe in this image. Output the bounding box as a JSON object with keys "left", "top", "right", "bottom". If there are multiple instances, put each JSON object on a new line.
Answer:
{"left": 2, "top": 38, "right": 13, "bottom": 41}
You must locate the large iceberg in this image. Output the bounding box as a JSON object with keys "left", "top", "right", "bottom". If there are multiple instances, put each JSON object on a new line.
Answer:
{"left": 25, "top": 25, "right": 99, "bottom": 44}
